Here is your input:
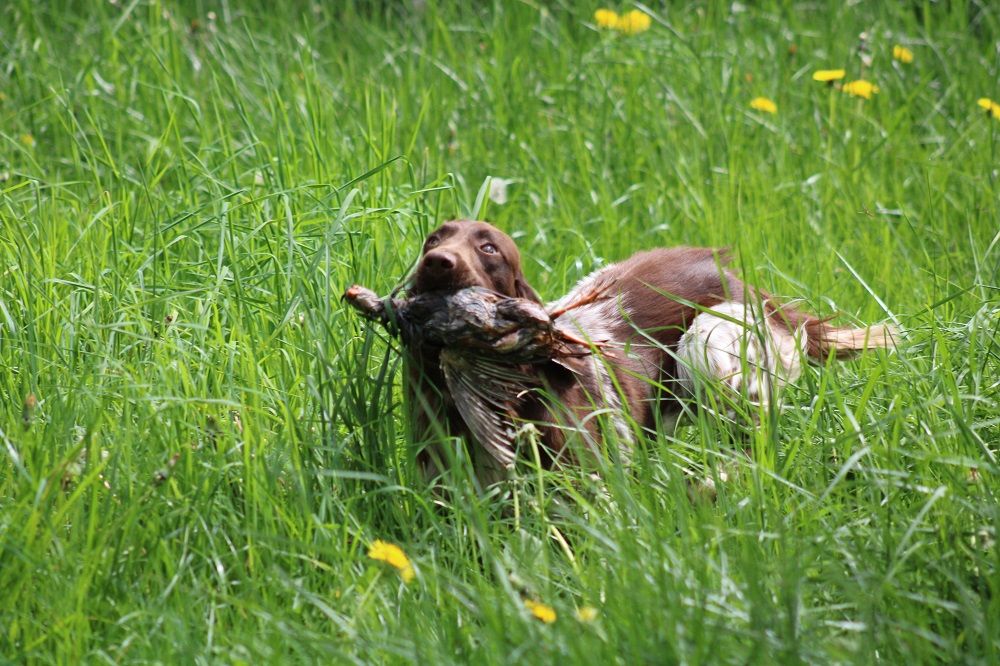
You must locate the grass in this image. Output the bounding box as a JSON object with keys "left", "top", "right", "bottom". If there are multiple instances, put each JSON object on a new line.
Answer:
{"left": 1, "top": 0, "right": 998, "bottom": 662}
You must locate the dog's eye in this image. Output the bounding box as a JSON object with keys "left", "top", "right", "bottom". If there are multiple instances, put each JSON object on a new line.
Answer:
{"left": 425, "top": 236, "right": 440, "bottom": 249}
{"left": 480, "top": 243, "right": 498, "bottom": 255}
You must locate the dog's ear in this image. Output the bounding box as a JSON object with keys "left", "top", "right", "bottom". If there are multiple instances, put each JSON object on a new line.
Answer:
{"left": 515, "top": 277, "right": 542, "bottom": 304}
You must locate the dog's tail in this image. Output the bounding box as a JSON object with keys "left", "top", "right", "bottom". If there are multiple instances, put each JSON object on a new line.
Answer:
{"left": 767, "top": 304, "right": 898, "bottom": 360}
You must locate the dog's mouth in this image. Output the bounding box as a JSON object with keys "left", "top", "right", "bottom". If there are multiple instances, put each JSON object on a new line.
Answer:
{"left": 413, "top": 258, "right": 490, "bottom": 294}
{"left": 412, "top": 274, "right": 482, "bottom": 295}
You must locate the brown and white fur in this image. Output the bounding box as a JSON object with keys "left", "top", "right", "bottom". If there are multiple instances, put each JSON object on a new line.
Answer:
{"left": 405, "top": 220, "right": 894, "bottom": 482}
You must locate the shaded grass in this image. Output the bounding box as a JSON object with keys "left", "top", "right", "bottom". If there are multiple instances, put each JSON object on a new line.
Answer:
{"left": 1, "top": 0, "right": 998, "bottom": 662}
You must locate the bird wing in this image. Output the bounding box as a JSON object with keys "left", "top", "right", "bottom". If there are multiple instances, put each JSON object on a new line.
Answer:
{"left": 439, "top": 350, "right": 539, "bottom": 469}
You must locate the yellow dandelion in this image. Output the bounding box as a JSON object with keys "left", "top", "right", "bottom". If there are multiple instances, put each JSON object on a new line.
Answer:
{"left": 842, "top": 79, "right": 879, "bottom": 100}
{"left": 19, "top": 133, "right": 36, "bottom": 148}
{"left": 977, "top": 98, "right": 1000, "bottom": 120}
{"left": 749, "top": 96, "right": 777, "bottom": 114}
{"left": 594, "top": 8, "right": 619, "bottom": 29}
{"left": 812, "top": 69, "right": 846, "bottom": 83}
{"left": 892, "top": 45, "right": 914, "bottom": 64}
{"left": 616, "top": 9, "right": 651, "bottom": 34}
{"left": 525, "top": 599, "right": 557, "bottom": 624}
{"left": 367, "top": 539, "right": 415, "bottom": 583}
{"left": 575, "top": 606, "right": 599, "bottom": 622}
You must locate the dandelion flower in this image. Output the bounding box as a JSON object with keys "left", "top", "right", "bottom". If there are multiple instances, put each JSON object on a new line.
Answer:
{"left": 594, "top": 8, "right": 619, "bottom": 29}
{"left": 575, "top": 606, "right": 599, "bottom": 622}
{"left": 812, "top": 69, "right": 846, "bottom": 83}
{"left": 19, "top": 133, "right": 35, "bottom": 148}
{"left": 368, "top": 539, "right": 415, "bottom": 583}
{"left": 977, "top": 98, "right": 1000, "bottom": 120}
{"left": 842, "top": 79, "right": 879, "bottom": 99}
{"left": 616, "top": 9, "right": 651, "bottom": 34}
{"left": 749, "top": 97, "right": 777, "bottom": 114}
{"left": 525, "top": 599, "right": 557, "bottom": 624}
{"left": 892, "top": 45, "right": 914, "bottom": 64}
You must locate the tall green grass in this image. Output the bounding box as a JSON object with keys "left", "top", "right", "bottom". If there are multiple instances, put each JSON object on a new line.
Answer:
{"left": 1, "top": 1, "right": 997, "bottom": 662}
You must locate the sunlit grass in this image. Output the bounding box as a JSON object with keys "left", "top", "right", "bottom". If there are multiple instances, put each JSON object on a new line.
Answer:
{"left": 1, "top": 1, "right": 998, "bottom": 662}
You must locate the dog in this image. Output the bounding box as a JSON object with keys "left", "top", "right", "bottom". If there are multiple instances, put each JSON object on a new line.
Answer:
{"left": 404, "top": 219, "right": 894, "bottom": 483}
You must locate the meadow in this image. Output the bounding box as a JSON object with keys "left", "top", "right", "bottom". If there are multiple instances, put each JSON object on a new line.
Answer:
{"left": 1, "top": 1, "right": 998, "bottom": 662}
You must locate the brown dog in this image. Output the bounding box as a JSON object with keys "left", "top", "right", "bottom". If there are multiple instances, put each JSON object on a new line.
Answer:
{"left": 405, "top": 220, "right": 894, "bottom": 483}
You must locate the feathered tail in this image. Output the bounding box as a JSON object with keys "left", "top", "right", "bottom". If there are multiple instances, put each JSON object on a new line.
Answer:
{"left": 767, "top": 304, "right": 898, "bottom": 360}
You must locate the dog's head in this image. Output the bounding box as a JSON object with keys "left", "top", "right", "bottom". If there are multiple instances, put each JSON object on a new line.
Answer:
{"left": 411, "top": 220, "right": 541, "bottom": 302}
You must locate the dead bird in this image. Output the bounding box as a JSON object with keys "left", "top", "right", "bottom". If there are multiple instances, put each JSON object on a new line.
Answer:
{"left": 343, "top": 283, "right": 606, "bottom": 473}
{"left": 343, "top": 284, "right": 600, "bottom": 359}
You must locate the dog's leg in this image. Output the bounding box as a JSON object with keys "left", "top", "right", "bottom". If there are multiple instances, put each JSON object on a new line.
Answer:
{"left": 674, "top": 302, "right": 805, "bottom": 414}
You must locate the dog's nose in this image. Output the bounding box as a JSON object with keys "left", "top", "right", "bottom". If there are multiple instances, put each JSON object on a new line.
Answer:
{"left": 422, "top": 250, "right": 456, "bottom": 273}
